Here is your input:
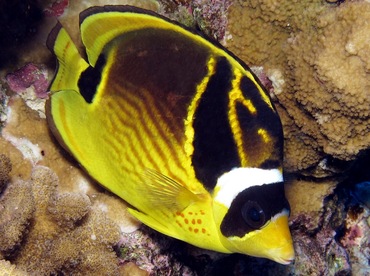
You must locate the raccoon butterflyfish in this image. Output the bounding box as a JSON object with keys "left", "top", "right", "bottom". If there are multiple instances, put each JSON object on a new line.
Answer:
{"left": 46, "top": 5, "right": 294, "bottom": 264}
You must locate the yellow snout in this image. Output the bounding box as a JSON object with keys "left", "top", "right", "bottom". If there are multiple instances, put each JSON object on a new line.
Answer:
{"left": 225, "top": 212, "right": 294, "bottom": 264}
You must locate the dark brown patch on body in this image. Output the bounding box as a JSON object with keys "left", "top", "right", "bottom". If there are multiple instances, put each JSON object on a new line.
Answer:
{"left": 104, "top": 28, "right": 210, "bottom": 123}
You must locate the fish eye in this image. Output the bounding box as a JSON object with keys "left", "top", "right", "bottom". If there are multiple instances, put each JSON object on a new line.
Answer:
{"left": 241, "top": 201, "right": 266, "bottom": 229}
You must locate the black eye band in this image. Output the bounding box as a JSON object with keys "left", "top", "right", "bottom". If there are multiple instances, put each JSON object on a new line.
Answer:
{"left": 220, "top": 182, "right": 290, "bottom": 237}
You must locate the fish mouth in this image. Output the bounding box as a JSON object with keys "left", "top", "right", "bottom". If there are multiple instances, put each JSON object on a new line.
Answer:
{"left": 269, "top": 242, "right": 295, "bottom": 265}
{"left": 275, "top": 256, "right": 294, "bottom": 265}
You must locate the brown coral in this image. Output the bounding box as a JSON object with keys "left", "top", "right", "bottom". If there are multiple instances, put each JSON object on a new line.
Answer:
{"left": 0, "top": 179, "right": 34, "bottom": 256}
{"left": 0, "top": 154, "right": 11, "bottom": 193}
{"left": 48, "top": 192, "right": 91, "bottom": 229}
{"left": 227, "top": 1, "right": 370, "bottom": 177}
{"left": 10, "top": 166, "right": 121, "bottom": 274}
{"left": 0, "top": 260, "right": 28, "bottom": 276}
{"left": 283, "top": 2, "right": 370, "bottom": 165}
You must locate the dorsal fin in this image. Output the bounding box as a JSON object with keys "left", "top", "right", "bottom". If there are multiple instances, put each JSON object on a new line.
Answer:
{"left": 79, "top": 5, "right": 187, "bottom": 67}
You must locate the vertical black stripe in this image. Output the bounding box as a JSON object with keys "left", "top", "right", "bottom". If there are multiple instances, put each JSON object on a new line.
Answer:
{"left": 239, "top": 76, "right": 282, "bottom": 144}
{"left": 192, "top": 57, "right": 239, "bottom": 191}
{"left": 239, "top": 76, "right": 284, "bottom": 166}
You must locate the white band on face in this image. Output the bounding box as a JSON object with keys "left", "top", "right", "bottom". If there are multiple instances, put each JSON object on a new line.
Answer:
{"left": 213, "top": 167, "right": 283, "bottom": 208}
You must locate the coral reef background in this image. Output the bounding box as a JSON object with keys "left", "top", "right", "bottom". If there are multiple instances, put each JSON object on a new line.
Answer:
{"left": 0, "top": 0, "right": 369, "bottom": 275}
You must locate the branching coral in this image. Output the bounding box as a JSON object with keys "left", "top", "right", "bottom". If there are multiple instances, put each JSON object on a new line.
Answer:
{"left": 48, "top": 192, "right": 91, "bottom": 229}
{"left": 0, "top": 144, "right": 33, "bottom": 260}
{"left": 227, "top": 0, "right": 370, "bottom": 177}
{"left": 0, "top": 173, "right": 34, "bottom": 258}
{"left": 2, "top": 166, "right": 121, "bottom": 274}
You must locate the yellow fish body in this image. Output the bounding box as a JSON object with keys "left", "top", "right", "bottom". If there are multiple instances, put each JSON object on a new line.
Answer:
{"left": 46, "top": 5, "right": 294, "bottom": 264}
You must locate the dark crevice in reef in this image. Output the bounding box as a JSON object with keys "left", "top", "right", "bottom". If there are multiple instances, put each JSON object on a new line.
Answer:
{"left": 0, "top": 0, "right": 45, "bottom": 70}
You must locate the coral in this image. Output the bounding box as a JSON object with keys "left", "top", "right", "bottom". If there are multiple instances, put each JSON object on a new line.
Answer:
{"left": 291, "top": 218, "right": 351, "bottom": 275}
{"left": 0, "top": 260, "right": 28, "bottom": 276}
{"left": 289, "top": 193, "right": 351, "bottom": 275}
{"left": 119, "top": 262, "right": 149, "bottom": 276}
{"left": 0, "top": 85, "right": 9, "bottom": 127}
{"left": 5, "top": 63, "right": 49, "bottom": 99}
{"left": 3, "top": 166, "right": 121, "bottom": 274}
{"left": 0, "top": 179, "right": 34, "bottom": 256}
{"left": 0, "top": 154, "right": 11, "bottom": 193}
{"left": 91, "top": 193, "right": 142, "bottom": 233}
{"left": 118, "top": 228, "right": 195, "bottom": 275}
{"left": 158, "top": 0, "right": 231, "bottom": 40}
{"left": 158, "top": 4, "right": 195, "bottom": 29}
{"left": 285, "top": 178, "right": 337, "bottom": 229}
{"left": 192, "top": 0, "right": 232, "bottom": 40}
{"left": 4, "top": 63, "right": 49, "bottom": 118}
{"left": 285, "top": 152, "right": 370, "bottom": 275}
{"left": 227, "top": 1, "right": 370, "bottom": 177}
{"left": 44, "top": 0, "right": 70, "bottom": 17}
{"left": 48, "top": 192, "right": 91, "bottom": 229}
{"left": 340, "top": 205, "right": 370, "bottom": 275}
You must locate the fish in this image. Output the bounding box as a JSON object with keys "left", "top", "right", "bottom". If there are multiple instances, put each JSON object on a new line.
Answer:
{"left": 46, "top": 5, "right": 294, "bottom": 264}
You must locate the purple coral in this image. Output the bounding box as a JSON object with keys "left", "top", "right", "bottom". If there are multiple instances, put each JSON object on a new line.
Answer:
{"left": 5, "top": 63, "right": 49, "bottom": 99}
{"left": 44, "top": 0, "right": 69, "bottom": 17}
{"left": 340, "top": 205, "right": 370, "bottom": 275}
